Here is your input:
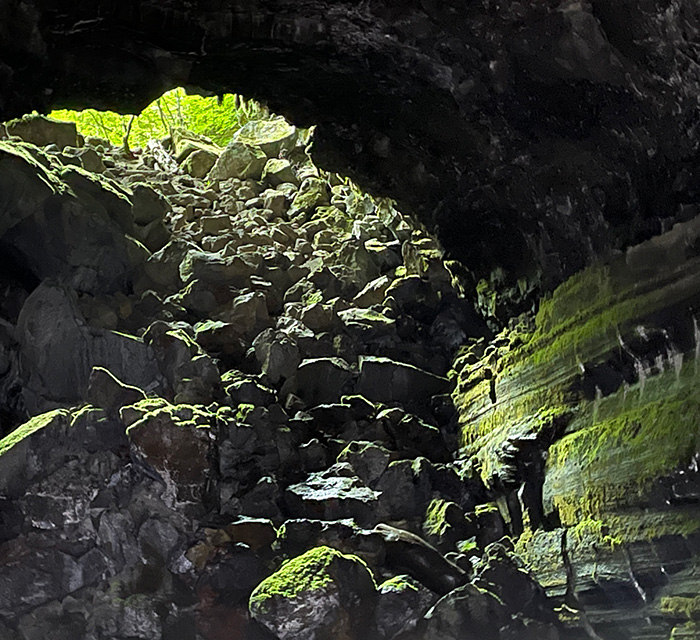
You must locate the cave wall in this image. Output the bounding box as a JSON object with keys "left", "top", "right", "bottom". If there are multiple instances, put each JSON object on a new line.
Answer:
{"left": 3, "top": 0, "right": 700, "bottom": 302}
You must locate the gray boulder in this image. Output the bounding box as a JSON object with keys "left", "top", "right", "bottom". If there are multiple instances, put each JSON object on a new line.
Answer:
{"left": 208, "top": 141, "right": 267, "bottom": 182}
{"left": 5, "top": 114, "right": 78, "bottom": 149}
{"left": 249, "top": 545, "right": 376, "bottom": 640}
{"left": 234, "top": 118, "right": 297, "bottom": 157}
{"left": 17, "top": 282, "right": 160, "bottom": 414}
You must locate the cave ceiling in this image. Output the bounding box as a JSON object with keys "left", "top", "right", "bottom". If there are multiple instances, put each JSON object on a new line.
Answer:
{"left": 2, "top": 0, "right": 700, "bottom": 293}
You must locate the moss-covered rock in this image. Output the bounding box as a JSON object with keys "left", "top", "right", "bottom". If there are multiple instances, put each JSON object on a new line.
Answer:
{"left": 249, "top": 545, "right": 376, "bottom": 640}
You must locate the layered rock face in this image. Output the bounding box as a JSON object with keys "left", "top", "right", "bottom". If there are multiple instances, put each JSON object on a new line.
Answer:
{"left": 2, "top": 0, "right": 700, "bottom": 301}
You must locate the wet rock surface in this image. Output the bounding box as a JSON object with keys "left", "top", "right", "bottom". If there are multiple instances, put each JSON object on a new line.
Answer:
{"left": 0, "top": 113, "right": 697, "bottom": 640}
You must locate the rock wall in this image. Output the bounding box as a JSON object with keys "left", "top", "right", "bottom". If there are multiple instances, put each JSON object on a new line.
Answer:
{"left": 2, "top": 0, "right": 700, "bottom": 300}
{"left": 454, "top": 216, "right": 700, "bottom": 638}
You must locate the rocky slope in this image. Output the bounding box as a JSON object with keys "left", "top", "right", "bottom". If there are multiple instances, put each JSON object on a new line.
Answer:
{"left": 0, "top": 111, "right": 698, "bottom": 639}
{"left": 0, "top": 115, "right": 544, "bottom": 640}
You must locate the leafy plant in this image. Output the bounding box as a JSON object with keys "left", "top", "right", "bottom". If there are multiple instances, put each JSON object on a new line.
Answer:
{"left": 50, "top": 88, "right": 269, "bottom": 148}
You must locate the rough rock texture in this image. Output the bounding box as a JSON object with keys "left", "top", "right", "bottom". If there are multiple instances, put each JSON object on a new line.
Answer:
{"left": 0, "top": 125, "right": 550, "bottom": 640}
{"left": 2, "top": 0, "right": 700, "bottom": 306}
{"left": 0, "top": 43, "right": 699, "bottom": 633}
{"left": 454, "top": 215, "right": 700, "bottom": 639}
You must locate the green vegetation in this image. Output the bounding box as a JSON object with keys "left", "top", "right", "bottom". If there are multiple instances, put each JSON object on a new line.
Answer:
{"left": 249, "top": 546, "right": 351, "bottom": 612}
{"left": 661, "top": 596, "right": 700, "bottom": 620}
{"left": 378, "top": 575, "right": 420, "bottom": 593}
{"left": 423, "top": 498, "right": 452, "bottom": 539}
{"left": 0, "top": 409, "right": 68, "bottom": 457}
{"left": 547, "top": 359, "right": 700, "bottom": 527}
{"left": 50, "top": 88, "right": 268, "bottom": 148}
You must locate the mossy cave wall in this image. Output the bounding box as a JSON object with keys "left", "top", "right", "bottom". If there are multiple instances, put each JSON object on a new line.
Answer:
{"left": 1, "top": 1, "right": 700, "bottom": 639}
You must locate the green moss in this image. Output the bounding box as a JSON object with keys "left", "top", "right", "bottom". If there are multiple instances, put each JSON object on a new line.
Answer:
{"left": 661, "top": 596, "right": 700, "bottom": 620}
{"left": 249, "top": 546, "right": 361, "bottom": 612}
{"left": 423, "top": 498, "right": 451, "bottom": 539}
{"left": 378, "top": 575, "right": 419, "bottom": 593}
{"left": 547, "top": 361, "right": 700, "bottom": 527}
{"left": 235, "top": 403, "right": 255, "bottom": 422}
{"left": 568, "top": 518, "right": 622, "bottom": 550}
{"left": 670, "top": 621, "right": 700, "bottom": 639}
{"left": 0, "top": 410, "right": 68, "bottom": 457}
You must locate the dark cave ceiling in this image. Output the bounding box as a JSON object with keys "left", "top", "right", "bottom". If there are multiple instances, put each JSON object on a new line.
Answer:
{"left": 2, "top": 0, "right": 700, "bottom": 297}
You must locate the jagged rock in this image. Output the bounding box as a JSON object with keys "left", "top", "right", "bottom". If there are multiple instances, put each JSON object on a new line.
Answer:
{"left": 131, "top": 182, "right": 171, "bottom": 225}
{"left": 87, "top": 366, "right": 147, "bottom": 416}
{"left": 289, "top": 177, "right": 329, "bottom": 216}
{"left": 284, "top": 357, "right": 355, "bottom": 406}
{"left": 179, "top": 249, "right": 259, "bottom": 288}
{"left": 419, "top": 583, "right": 511, "bottom": 640}
{"left": 421, "top": 498, "right": 474, "bottom": 553}
{"left": 249, "top": 545, "right": 376, "bottom": 640}
{"left": 208, "top": 141, "right": 267, "bottom": 182}
{"left": 17, "top": 281, "right": 160, "bottom": 414}
{"left": 285, "top": 464, "right": 381, "bottom": 525}
{"left": 143, "top": 321, "right": 221, "bottom": 404}
{"left": 352, "top": 275, "right": 393, "bottom": 308}
{"left": 263, "top": 158, "right": 299, "bottom": 186}
{"left": 337, "top": 441, "right": 392, "bottom": 488}
{"left": 373, "top": 575, "right": 438, "bottom": 639}
{"left": 0, "top": 143, "right": 149, "bottom": 294}
{"left": 372, "top": 524, "right": 469, "bottom": 596}
{"left": 182, "top": 148, "right": 218, "bottom": 178}
{"left": 384, "top": 413, "right": 450, "bottom": 463}
{"left": 356, "top": 356, "right": 451, "bottom": 405}
{"left": 375, "top": 459, "right": 433, "bottom": 521}
{"left": 222, "top": 371, "right": 277, "bottom": 407}
{"left": 473, "top": 542, "right": 557, "bottom": 625}
{"left": 253, "top": 328, "right": 301, "bottom": 385}
{"left": 127, "top": 401, "right": 213, "bottom": 506}
{"left": 5, "top": 114, "right": 78, "bottom": 149}
{"left": 142, "top": 238, "right": 200, "bottom": 294}
{"left": 235, "top": 119, "right": 297, "bottom": 158}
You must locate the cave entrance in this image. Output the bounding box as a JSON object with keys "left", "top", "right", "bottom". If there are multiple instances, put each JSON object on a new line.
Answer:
{"left": 2, "top": 88, "right": 487, "bottom": 428}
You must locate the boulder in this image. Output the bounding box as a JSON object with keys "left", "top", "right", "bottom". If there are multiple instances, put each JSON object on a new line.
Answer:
{"left": 285, "top": 465, "right": 381, "bottom": 525}
{"left": 356, "top": 356, "right": 451, "bottom": 405}
{"left": 336, "top": 441, "right": 392, "bottom": 488}
{"left": 263, "top": 158, "right": 299, "bottom": 186}
{"left": 5, "top": 115, "right": 78, "bottom": 149}
{"left": 289, "top": 177, "right": 329, "bottom": 216}
{"left": 284, "top": 357, "right": 355, "bottom": 406}
{"left": 373, "top": 575, "right": 438, "bottom": 639}
{"left": 86, "top": 366, "right": 147, "bottom": 416}
{"left": 131, "top": 182, "right": 171, "bottom": 225}
{"left": 234, "top": 118, "right": 297, "bottom": 157}
{"left": 249, "top": 546, "right": 376, "bottom": 640}
{"left": 182, "top": 148, "right": 218, "bottom": 178}
{"left": 0, "top": 143, "right": 149, "bottom": 295}
{"left": 17, "top": 282, "right": 160, "bottom": 414}
{"left": 253, "top": 329, "right": 301, "bottom": 385}
{"left": 127, "top": 401, "right": 213, "bottom": 505}
{"left": 419, "top": 583, "right": 511, "bottom": 640}
{"left": 372, "top": 524, "right": 469, "bottom": 596}
{"left": 208, "top": 141, "right": 267, "bottom": 182}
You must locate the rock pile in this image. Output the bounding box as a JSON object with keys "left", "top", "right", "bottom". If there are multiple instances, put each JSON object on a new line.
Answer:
{"left": 0, "top": 114, "right": 564, "bottom": 640}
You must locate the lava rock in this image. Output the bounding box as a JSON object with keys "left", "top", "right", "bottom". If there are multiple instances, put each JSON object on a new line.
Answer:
{"left": 249, "top": 545, "right": 376, "bottom": 640}
{"left": 5, "top": 114, "right": 78, "bottom": 149}
{"left": 373, "top": 574, "right": 438, "bottom": 639}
